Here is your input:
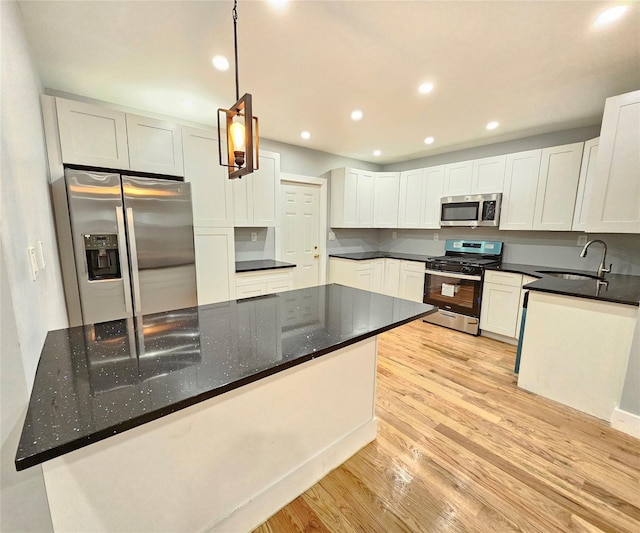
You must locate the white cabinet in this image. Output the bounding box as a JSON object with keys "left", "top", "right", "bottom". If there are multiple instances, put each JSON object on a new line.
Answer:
{"left": 373, "top": 173, "right": 400, "bottom": 228}
{"left": 330, "top": 168, "right": 374, "bottom": 228}
{"left": 587, "top": 90, "right": 640, "bottom": 233}
{"left": 532, "top": 142, "right": 584, "bottom": 231}
{"left": 55, "top": 97, "right": 129, "bottom": 169}
{"left": 398, "top": 165, "right": 444, "bottom": 229}
{"left": 235, "top": 267, "right": 294, "bottom": 298}
{"left": 330, "top": 257, "right": 406, "bottom": 298}
{"left": 182, "top": 126, "right": 233, "bottom": 227}
{"left": 500, "top": 150, "right": 542, "bottom": 230}
{"left": 398, "top": 260, "right": 425, "bottom": 303}
{"left": 233, "top": 150, "right": 280, "bottom": 227}
{"left": 126, "top": 114, "right": 184, "bottom": 176}
{"left": 383, "top": 259, "right": 401, "bottom": 297}
{"left": 572, "top": 138, "right": 599, "bottom": 231}
{"left": 194, "top": 227, "right": 235, "bottom": 305}
{"left": 472, "top": 155, "right": 506, "bottom": 193}
{"left": 443, "top": 161, "right": 473, "bottom": 196}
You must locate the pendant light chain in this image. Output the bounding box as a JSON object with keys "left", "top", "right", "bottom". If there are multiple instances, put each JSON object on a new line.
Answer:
{"left": 233, "top": 0, "right": 240, "bottom": 102}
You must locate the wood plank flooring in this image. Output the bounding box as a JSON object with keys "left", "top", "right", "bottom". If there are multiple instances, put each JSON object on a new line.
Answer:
{"left": 254, "top": 319, "right": 640, "bottom": 532}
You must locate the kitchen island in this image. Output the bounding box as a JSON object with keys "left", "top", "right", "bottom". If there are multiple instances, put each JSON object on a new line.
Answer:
{"left": 15, "top": 284, "right": 435, "bottom": 532}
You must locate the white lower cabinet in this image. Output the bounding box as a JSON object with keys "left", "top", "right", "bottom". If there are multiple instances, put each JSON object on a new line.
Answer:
{"left": 398, "top": 261, "right": 426, "bottom": 303}
{"left": 194, "top": 227, "right": 235, "bottom": 305}
{"left": 382, "top": 259, "right": 401, "bottom": 296}
{"left": 235, "top": 268, "right": 294, "bottom": 299}
{"left": 480, "top": 271, "right": 539, "bottom": 341}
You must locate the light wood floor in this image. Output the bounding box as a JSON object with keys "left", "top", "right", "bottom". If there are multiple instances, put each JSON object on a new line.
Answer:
{"left": 254, "top": 319, "right": 640, "bottom": 533}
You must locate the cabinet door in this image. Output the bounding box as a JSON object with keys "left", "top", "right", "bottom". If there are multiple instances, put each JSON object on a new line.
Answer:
{"left": 341, "top": 169, "right": 360, "bottom": 227}
{"left": 398, "top": 169, "right": 424, "bottom": 228}
{"left": 56, "top": 98, "right": 129, "bottom": 169}
{"left": 232, "top": 176, "right": 252, "bottom": 226}
{"left": 182, "top": 127, "right": 233, "bottom": 227}
{"left": 329, "top": 258, "right": 356, "bottom": 286}
{"left": 500, "top": 150, "right": 542, "bottom": 230}
{"left": 533, "top": 142, "right": 583, "bottom": 231}
{"left": 472, "top": 155, "right": 506, "bottom": 193}
{"left": 252, "top": 151, "right": 280, "bottom": 226}
{"left": 572, "top": 138, "right": 599, "bottom": 231}
{"left": 371, "top": 259, "right": 385, "bottom": 294}
{"left": 443, "top": 161, "right": 473, "bottom": 196}
{"left": 357, "top": 171, "right": 375, "bottom": 227}
{"left": 399, "top": 262, "right": 425, "bottom": 303}
{"left": 421, "top": 165, "right": 445, "bottom": 228}
{"left": 126, "top": 114, "right": 184, "bottom": 176}
{"left": 587, "top": 90, "right": 640, "bottom": 233}
{"left": 383, "top": 259, "right": 401, "bottom": 297}
{"left": 354, "top": 269, "right": 374, "bottom": 291}
{"left": 373, "top": 173, "right": 400, "bottom": 228}
{"left": 194, "top": 227, "right": 235, "bottom": 305}
{"left": 479, "top": 282, "right": 521, "bottom": 337}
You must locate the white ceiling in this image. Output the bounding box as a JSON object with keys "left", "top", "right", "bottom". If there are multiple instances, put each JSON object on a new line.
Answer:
{"left": 16, "top": 0, "right": 640, "bottom": 164}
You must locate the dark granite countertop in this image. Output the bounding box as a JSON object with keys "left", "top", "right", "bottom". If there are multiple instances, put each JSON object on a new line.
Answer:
{"left": 15, "top": 284, "right": 436, "bottom": 471}
{"left": 488, "top": 263, "right": 640, "bottom": 307}
{"left": 235, "top": 259, "right": 296, "bottom": 272}
{"left": 329, "top": 251, "right": 432, "bottom": 263}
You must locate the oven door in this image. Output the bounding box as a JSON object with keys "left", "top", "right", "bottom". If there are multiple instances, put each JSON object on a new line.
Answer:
{"left": 423, "top": 270, "right": 482, "bottom": 317}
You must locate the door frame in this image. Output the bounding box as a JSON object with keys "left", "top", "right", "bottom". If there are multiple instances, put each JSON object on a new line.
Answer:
{"left": 275, "top": 173, "right": 328, "bottom": 286}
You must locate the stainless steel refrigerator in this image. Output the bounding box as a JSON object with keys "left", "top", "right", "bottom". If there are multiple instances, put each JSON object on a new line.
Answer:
{"left": 54, "top": 168, "right": 197, "bottom": 326}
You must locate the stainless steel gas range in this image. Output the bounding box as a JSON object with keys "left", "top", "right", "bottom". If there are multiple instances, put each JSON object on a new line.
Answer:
{"left": 423, "top": 239, "right": 503, "bottom": 335}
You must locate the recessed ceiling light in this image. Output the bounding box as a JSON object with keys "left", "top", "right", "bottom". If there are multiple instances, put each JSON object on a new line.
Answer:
{"left": 212, "top": 55, "right": 230, "bottom": 71}
{"left": 486, "top": 121, "right": 499, "bottom": 130}
{"left": 301, "top": 131, "right": 311, "bottom": 140}
{"left": 418, "top": 82, "right": 434, "bottom": 94}
{"left": 424, "top": 136, "right": 435, "bottom": 145}
{"left": 594, "top": 5, "right": 628, "bottom": 26}
{"left": 181, "top": 99, "right": 195, "bottom": 109}
{"left": 373, "top": 150, "right": 381, "bottom": 157}
{"left": 351, "top": 109, "right": 363, "bottom": 121}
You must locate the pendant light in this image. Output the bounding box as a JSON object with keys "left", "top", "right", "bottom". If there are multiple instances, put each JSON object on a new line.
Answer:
{"left": 218, "top": 0, "right": 259, "bottom": 179}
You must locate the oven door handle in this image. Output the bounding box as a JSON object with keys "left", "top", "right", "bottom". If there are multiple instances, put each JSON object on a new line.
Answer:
{"left": 425, "top": 269, "right": 482, "bottom": 282}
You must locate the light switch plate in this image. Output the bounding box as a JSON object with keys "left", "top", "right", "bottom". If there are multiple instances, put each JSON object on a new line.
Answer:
{"left": 392, "top": 231, "right": 397, "bottom": 239}
{"left": 577, "top": 235, "right": 587, "bottom": 246}
{"left": 434, "top": 233, "right": 439, "bottom": 241}
{"left": 28, "top": 247, "right": 38, "bottom": 281}
{"left": 328, "top": 232, "right": 336, "bottom": 241}
{"left": 250, "top": 232, "right": 257, "bottom": 242}
{"left": 38, "top": 240, "right": 46, "bottom": 269}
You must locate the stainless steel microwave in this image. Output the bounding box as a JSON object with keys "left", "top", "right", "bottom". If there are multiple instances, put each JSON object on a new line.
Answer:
{"left": 440, "top": 193, "right": 502, "bottom": 227}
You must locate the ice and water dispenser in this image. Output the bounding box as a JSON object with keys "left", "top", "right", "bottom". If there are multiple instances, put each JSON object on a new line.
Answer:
{"left": 83, "top": 234, "right": 121, "bottom": 281}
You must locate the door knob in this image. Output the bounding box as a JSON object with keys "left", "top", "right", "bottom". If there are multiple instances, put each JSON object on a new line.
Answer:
{"left": 314, "top": 254, "right": 320, "bottom": 259}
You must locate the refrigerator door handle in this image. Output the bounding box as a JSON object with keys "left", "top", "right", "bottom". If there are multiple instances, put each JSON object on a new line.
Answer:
{"left": 115, "top": 208, "right": 134, "bottom": 316}
{"left": 125, "top": 207, "right": 143, "bottom": 315}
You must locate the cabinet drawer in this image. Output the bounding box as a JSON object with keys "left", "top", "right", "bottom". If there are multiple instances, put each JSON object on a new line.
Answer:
{"left": 484, "top": 270, "right": 522, "bottom": 287}
{"left": 401, "top": 260, "right": 426, "bottom": 273}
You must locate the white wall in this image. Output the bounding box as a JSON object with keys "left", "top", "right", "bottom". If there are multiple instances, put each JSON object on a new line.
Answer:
{"left": 1, "top": 1, "right": 66, "bottom": 529}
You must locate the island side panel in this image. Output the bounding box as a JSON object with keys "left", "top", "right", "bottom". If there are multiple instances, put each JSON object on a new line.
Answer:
{"left": 40, "top": 336, "right": 378, "bottom": 533}
{"left": 517, "top": 291, "right": 636, "bottom": 421}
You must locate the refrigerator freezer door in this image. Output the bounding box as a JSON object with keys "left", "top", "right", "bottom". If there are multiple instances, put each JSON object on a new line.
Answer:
{"left": 122, "top": 176, "right": 197, "bottom": 316}
{"left": 65, "top": 169, "right": 134, "bottom": 324}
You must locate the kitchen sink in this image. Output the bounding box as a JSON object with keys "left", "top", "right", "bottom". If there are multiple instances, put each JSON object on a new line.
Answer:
{"left": 536, "top": 270, "right": 601, "bottom": 281}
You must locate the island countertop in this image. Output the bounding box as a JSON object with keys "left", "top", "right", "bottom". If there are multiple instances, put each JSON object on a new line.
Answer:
{"left": 15, "top": 284, "right": 436, "bottom": 471}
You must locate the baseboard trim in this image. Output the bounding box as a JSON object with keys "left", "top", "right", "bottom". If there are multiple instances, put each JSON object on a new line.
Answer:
{"left": 211, "top": 419, "right": 378, "bottom": 532}
{"left": 610, "top": 407, "right": 640, "bottom": 439}
{"left": 481, "top": 330, "right": 518, "bottom": 346}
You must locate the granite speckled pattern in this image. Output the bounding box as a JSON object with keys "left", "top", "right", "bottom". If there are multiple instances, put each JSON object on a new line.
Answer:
{"left": 15, "top": 284, "right": 436, "bottom": 471}
{"left": 490, "top": 263, "right": 640, "bottom": 307}
{"left": 329, "top": 251, "right": 432, "bottom": 263}
{"left": 235, "top": 259, "right": 296, "bottom": 272}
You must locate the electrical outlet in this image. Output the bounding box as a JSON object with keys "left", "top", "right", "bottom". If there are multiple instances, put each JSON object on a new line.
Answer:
{"left": 251, "top": 232, "right": 257, "bottom": 242}
{"left": 28, "top": 247, "right": 38, "bottom": 281}
{"left": 433, "top": 233, "right": 439, "bottom": 241}
{"left": 577, "top": 234, "right": 587, "bottom": 246}
{"left": 392, "top": 231, "right": 397, "bottom": 239}
{"left": 328, "top": 232, "right": 336, "bottom": 241}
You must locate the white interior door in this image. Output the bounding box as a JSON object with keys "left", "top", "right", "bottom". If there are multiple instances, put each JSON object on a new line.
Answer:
{"left": 281, "top": 182, "right": 321, "bottom": 289}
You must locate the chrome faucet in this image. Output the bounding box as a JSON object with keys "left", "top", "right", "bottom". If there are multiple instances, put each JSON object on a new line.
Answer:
{"left": 579, "top": 239, "right": 612, "bottom": 279}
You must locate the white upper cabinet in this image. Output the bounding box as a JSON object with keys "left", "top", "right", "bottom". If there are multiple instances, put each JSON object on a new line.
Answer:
{"left": 56, "top": 97, "right": 129, "bottom": 169}
{"left": 443, "top": 161, "right": 473, "bottom": 196}
{"left": 572, "top": 138, "right": 599, "bottom": 231}
{"left": 232, "top": 150, "right": 280, "bottom": 227}
{"left": 587, "top": 90, "right": 640, "bottom": 233}
{"left": 532, "top": 142, "right": 583, "bottom": 231}
{"left": 126, "top": 114, "right": 184, "bottom": 176}
{"left": 500, "top": 150, "right": 542, "bottom": 230}
{"left": 182, "top": 126, "right": 233, "bottom": 227}
{"left": 330, "top": 168, "right": 375, "bottom": 228}
{"left": 472, "top": 155, "right": 506, "bottom": 193}
{"left": 373, "top": 172, "right": 400, "bottom": 228}
{"left": 398, "top": 165, "right": 444, "bottom": 229}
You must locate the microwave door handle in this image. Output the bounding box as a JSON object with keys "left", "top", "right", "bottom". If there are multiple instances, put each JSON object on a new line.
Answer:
{"left": 425, "top": 269, "right": 482, "bottom": 281}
